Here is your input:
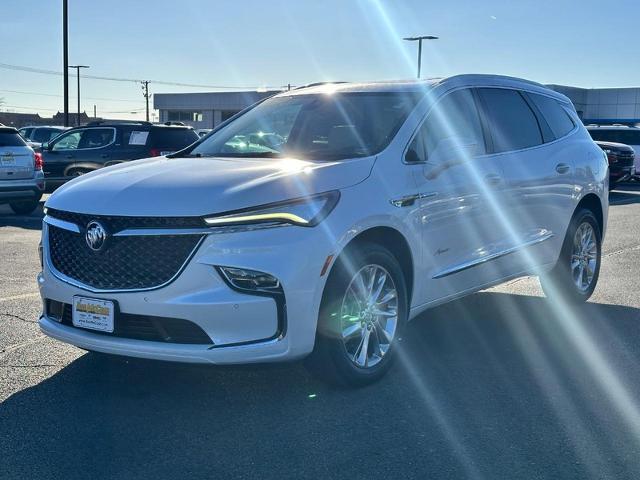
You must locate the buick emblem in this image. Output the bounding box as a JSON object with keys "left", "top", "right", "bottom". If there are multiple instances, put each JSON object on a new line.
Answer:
{"left": 85, "top": 221, "right": 108, "bottom": 252}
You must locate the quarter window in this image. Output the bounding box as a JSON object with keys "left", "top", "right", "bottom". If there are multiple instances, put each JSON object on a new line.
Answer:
{"left": 406, "top": 88, "right": 486, "bottom": 163}
{"left": 478, "top": 88, "right": 543, "bottom": 153}
{"left": 528, "top": 94, "right": 575, "bottom": 139}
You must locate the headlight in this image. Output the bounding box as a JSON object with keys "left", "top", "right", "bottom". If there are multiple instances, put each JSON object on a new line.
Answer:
{"left": 204, "top": 191, "right": 339, "bottom": 228}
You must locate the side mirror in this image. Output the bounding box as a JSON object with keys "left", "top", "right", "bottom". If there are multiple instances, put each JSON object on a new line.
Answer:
{"left": 424, "top": 136, "right": 479, "bottom": 179}
{"left": 429, "top": 136, "right": 478, "bottom": 164}
{"left": 41, "top": 142, "right": 50, "bottom": 151}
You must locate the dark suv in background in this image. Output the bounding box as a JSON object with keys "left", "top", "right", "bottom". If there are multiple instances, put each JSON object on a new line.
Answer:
{"left": 593, "top": 141, "right": 635, "bottom": 189}
{"left": 40, "top": 121, "right": 199, "bottom": 190}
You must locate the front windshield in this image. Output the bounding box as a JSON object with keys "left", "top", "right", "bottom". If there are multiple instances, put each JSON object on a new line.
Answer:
{"left": 189, "top": 92, "right": 421, "bottom": 160}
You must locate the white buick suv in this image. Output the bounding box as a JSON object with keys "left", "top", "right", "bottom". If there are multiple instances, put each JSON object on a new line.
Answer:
{"left": 38, "top": 75, "right": 608, "bottom": 385}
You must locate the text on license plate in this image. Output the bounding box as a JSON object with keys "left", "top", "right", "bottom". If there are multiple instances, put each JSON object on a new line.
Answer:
{"left": 72, "top": 296, "right": 115, "bottom": 333}
{"left": 1, "top": 156, "right": 15, "bottom": 166}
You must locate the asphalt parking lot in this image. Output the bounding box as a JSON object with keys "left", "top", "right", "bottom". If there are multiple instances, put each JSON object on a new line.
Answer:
{"left": 2, "top": 187, "right": 640, "bottom": 479}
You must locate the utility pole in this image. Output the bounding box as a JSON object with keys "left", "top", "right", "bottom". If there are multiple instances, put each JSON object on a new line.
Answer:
{"left": 93, "top": 104, "right": 96, "bottom": 118}
{"left": 141, "top": 81, "right": 150, "bottom": 121}
{"left": 403, "top": 35, "right": 438, "bottom": 79}
{"left": 63, "top": 0, "right": 69, "bottom": 126}
{"left": 69, "top": 65, "right": 89, "bottom": 126}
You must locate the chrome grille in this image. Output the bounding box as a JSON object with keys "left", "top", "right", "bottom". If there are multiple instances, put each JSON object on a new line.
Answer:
{"left": 47, "top": 211, "right": 204, "bottom": 291}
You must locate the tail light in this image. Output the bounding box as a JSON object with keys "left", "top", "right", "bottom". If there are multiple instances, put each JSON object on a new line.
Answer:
{"left": 149, "top": 148, "right": 161, "bottom": 157}
{"left": 34, "top": 152, "right": 43, "bottom": 171}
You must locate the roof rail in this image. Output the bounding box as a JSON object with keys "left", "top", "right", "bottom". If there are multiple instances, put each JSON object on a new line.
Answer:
{"left": 294, "top": 81, "right": 349, "bottom": 90}
{"left": 163, "top": 121, "right": 186, "bottom": 126}
{"left": 85, "top": 120, "right": 153, "bottom": 126}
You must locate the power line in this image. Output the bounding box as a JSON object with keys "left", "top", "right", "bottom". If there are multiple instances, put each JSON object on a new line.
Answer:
{"left": 0, "top": 104, "right": 61, "bottom": 112}
{"left": 0, "top": 88, "right": 142, "bottom": 103}
{"left": 0, "top": 62, "right": 288, "bottom": 90}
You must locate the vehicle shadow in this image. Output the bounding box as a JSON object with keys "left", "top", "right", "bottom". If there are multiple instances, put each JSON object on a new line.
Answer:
{"left": 0, "top": 202, "right": 44, "bottom": 230}
{"left": 610, "top": 182, "right": 640, "bottom": 206}
{"left": 2, "top": 292, "right": 640, "bottom": 479}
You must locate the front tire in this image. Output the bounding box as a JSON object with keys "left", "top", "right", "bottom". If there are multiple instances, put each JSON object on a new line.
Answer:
{"left": 307, "top": 242, "right": 408, "bottom": 386}
{"left": 539, "top": 208, "right": 601, "bottom": 303}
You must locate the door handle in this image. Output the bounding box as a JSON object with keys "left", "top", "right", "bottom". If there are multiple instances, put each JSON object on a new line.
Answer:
{"left": 65, "top": 155, "right": 73, "bottom": 159}
{"left": 555, "top": 163, "right": 570, "bottom": 174}
{"left": 484, "top": 173, "right": 502, "bottom": 186}
{"left": 390, "top": 192, "right": 437, "bottom": 208}
{"left": 100, "top": 154, "right": 109, "bottom": 159}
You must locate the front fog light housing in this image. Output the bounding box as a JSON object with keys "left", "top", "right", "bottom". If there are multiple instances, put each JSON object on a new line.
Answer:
{"left": 218, "top": 267, "right": 281, "bottom": 292}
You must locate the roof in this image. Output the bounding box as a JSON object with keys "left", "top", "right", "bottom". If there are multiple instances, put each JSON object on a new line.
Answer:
{"left": 277, "top": 74, "right": 569, "bottom": 103}
{"left": 0, "top": 127, "right": 19, "bottom": 134}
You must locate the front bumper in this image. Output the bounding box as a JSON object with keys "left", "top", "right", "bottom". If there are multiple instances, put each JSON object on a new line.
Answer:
{"left": 610, "top": 165, "right": 635, "bottom": 183}
{"left": 38, "top": 222, "right": 334, "bottom": 364}
{"left": 0, "top": 174, "right": 45, "bottom": 203}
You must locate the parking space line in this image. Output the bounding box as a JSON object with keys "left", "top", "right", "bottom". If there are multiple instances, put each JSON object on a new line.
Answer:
{"left": 0, "top": 292, "right": 40, "bottom": 303}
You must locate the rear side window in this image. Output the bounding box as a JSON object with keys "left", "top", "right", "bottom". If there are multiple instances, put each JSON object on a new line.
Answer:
{"left": 0, "top": 131, "right": 27, "bottom": 147}
{"left": 478, "top": 88, "right": 543, "bottom": 153}
{"left": 528, "top": 94, "right": 575, "bottom": 139}
{"left": 149, "top": 128, "right": 199, "bottom": 149}
{"left": 407, "top": 88, "right": 486, "bottom": 163}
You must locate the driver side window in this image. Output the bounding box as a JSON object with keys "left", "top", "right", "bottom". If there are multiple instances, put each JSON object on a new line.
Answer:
{"left": 406, "top": 88, "right": 486, "bottom": 163}
{"left": 52, "top": 131, "right": 82, "bottom": 151}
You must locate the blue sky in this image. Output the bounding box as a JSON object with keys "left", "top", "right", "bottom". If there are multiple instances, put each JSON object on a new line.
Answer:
{"left": 1, "top": 0, "right": 639, "bottom": 120}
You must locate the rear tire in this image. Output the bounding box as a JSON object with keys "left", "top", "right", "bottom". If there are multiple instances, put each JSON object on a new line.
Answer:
{"left": 306, "top": 242, "right": 408, "bottom": 387}
{"left": 67, "top": 168, "right": 92, "bottom": 177}
{"left": 539, "top": 208, "right": 601, "bottom": 303}
{"left": 9, "top": 196, "right": 41, "bottom": 215}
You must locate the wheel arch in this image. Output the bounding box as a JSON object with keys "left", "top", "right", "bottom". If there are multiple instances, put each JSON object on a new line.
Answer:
{"left": 63, "top": 162, "right": 102, "bottom": 176}
{"left": 331, "top": 226, "right": 415, "bottom": 307}
{"left": 575, "top": 193, "right": 604, "bottom": 234}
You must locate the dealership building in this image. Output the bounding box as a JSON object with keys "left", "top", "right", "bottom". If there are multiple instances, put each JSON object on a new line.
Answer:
{"left": 548, "top": 85, "right": 640, "bottom": 125}
{"left": 153, "top": 90, "right": 281, "bottom": 129}
{"left": 152, "top": 84, "right": 640, "bottom": 129}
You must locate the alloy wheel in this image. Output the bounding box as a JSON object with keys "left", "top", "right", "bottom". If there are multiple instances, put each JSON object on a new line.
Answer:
{"left": 340, "top": 264, "right": 399, "bottom": 369}
{"left": 571, "top": 222, "right": 598, "bottom": 293}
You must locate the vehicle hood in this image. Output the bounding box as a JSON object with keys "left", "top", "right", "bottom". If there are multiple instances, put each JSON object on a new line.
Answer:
{"left": 46, "top": 155, "right": 376, "bottom": 216}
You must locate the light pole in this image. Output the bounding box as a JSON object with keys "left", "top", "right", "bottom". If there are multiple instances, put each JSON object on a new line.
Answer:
{"left": 403, "top": 35, "right": 438, "bottom": 79}
{"left": 63, "top": 0, "right": 69, "bottom": 127}
{"left": 69, "top": 65, "right": 89, "bottom": 126}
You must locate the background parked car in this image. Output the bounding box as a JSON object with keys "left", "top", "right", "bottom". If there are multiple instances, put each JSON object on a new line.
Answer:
{"left": 594, "top": 141, "right": 636, "bottom": 190}
{"left": 40, "top": 121, "right": 199, "bottom": 191}
{"left": 18, "top": 125, "right": 67, "bottom": 150}
{"left": 0, "top": 126, "right": 45, "bottom": 214}
{"left": 587, "top": 125, "right": 640, "bottom": 177}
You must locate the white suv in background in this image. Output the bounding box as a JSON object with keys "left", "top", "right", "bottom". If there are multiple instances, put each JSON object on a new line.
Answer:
{"left": 38, "top": 75, "right": 608, "bottom": 385}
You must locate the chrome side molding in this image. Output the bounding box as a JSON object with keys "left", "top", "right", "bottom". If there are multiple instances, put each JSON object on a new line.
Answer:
{"left": 432, "top": 231, "right": 554, "bottom": 279}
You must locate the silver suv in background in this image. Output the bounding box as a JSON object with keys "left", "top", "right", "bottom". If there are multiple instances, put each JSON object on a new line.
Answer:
{"left": 0, "top": 127, "right": 45, "bottom": 215}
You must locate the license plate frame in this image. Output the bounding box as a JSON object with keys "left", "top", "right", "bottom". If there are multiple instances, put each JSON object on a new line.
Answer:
{"left": 1, "top": 155, "right": 16, "bottom": 166}
{"left": 72, "top": 296, "right": 115, "bottom": 333}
